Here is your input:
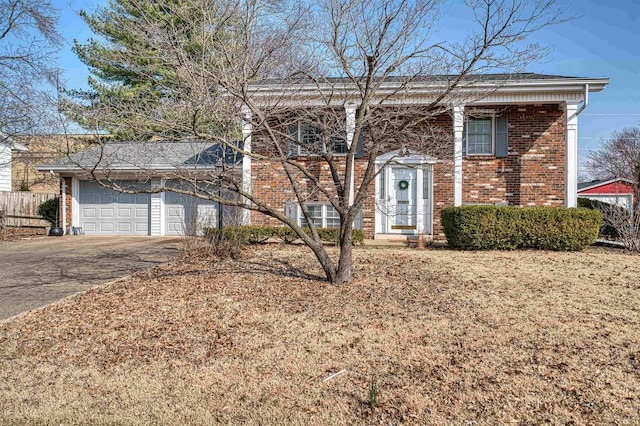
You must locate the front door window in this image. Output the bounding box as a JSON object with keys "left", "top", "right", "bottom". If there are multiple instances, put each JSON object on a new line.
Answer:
{"left": 388, "top": 167, "right": 417, "bottom": 232}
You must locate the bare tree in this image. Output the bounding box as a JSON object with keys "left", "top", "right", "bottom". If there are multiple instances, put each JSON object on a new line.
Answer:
{"left": 585, "top": 127, "right": 640, "bottom": 251}
{"left": 68, "top": 0, "right": 567, "bottom": 283}
{"left": 0, "top": 0, "right": 62, "bottom": 137}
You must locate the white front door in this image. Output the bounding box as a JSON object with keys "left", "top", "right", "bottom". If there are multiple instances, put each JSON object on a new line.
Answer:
{"left": 388, "top": 167, "right": 417, "bottom": 233}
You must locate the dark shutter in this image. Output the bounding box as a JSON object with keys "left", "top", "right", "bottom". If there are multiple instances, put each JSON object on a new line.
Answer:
{"left": 285, "top": 124, "right": 299, "bottom": 158}
{"left": 462, "top": 120, "right": 468, "bottom": 156}
{"left": 285, "top": 202, "right": 298, "bottom": 224}
{"left": 354, "top": 128, "right": 364, "bottom": 158}
{"left": 495, "top": 112, "right": 509, "bottom": 158}
{"left": 353, "top": 207, "right": 363, "bottom": 230}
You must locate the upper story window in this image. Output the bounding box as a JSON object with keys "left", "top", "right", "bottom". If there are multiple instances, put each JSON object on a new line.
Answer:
{"left": 288, "top": 122, "right": 348, "bottom": 157}
{"left": 464, "top": 117, "right": 493, "bottom": 156}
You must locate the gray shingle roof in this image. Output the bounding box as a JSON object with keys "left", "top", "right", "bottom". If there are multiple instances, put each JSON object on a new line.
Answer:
{"left": 36, "top": 141, "right": 242, "bottom": 172}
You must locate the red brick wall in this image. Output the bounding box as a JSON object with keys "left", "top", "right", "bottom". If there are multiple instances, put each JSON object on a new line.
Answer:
{"left": 250, "top": 104, "right": 566, "bottom": 240}
{"left": 249, "top": 157, "right": 377, "bottom": 237}
{"left": 61, "top": 177, "right": 72, "bottom": 233}
{"left": 461, "top": 104, "right": 565, "bottom": 207}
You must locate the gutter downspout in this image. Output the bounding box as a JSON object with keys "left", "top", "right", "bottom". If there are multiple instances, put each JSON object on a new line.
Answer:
{"left": 565, "top": 84, "right": 589, "bottom": 208}
{"left": 575, "top": 84, "right": 589, "bottom": 116}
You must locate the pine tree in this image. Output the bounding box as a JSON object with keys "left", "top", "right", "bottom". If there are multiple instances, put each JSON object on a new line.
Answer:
{"left": 69, "top": 0, "right": 231, "bottom": 140}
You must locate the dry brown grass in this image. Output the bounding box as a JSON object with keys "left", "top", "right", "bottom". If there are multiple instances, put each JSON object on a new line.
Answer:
{"left": 1, "top": 245, "right": 639, "bottom": 425}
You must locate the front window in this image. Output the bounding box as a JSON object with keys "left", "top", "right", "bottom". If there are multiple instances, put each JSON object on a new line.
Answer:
{"left": 300, "top": 204, "right": 323, "bottom": 228}
{"left": 286, "top": 202, "right": 363, "bottom": 230}
{"left": 464, "top": 117, "right": 493, "bottom": 155}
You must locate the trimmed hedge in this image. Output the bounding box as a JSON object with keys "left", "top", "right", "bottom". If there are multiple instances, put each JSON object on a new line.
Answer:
{"left": 441, "top": 205, "right": 602, "bottom": 251}
{"left": 204, "top": 225, "right": 364, "bottom": 246}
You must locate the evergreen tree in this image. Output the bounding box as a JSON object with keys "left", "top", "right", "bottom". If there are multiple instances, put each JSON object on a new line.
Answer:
{"left": 69, "top": 0, "right": 232, "bottom": 140}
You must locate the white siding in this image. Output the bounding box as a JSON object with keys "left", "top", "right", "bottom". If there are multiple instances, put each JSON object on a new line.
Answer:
{"left": 150, "top": 178, "right": 162, "bottom": 236}
{"left": 0, "top": 144, "right": 11, "bottom": 192}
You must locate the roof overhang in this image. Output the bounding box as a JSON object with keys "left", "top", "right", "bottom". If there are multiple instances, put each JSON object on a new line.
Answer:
{"left": 247, "top": 76, "right": 609, "bottom": 107}
{"left": 34, "top": 164, "right": 237, "bottom": 174}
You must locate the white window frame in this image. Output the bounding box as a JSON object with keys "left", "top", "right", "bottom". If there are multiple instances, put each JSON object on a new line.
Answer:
{"left": 291, "top": 122, "right": 348, "bottom": 157}
{"left": 298, "top": 202, "right": 340, "bottom": 228}
{"left": 464, "top": 116, "right": 495, "bottom": 156}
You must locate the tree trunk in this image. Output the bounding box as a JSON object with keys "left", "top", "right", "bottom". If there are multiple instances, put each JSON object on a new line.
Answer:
{"left": 217, "top": 189, "right": 224, "bottom": 242}
{"left": 308, "top": 242, "right": 338, "bottom": 283}
{"left": 335, "top": 222, "right": 354, "bottom": 284}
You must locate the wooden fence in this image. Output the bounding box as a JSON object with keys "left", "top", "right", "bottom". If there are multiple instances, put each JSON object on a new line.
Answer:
{"left": 0, "top": 191, "right": 57, "bottom": 228}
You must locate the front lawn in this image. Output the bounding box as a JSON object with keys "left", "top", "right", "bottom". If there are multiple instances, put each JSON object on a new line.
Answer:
{"left": 1, "top": 246, "right": 638, "bottom": 424}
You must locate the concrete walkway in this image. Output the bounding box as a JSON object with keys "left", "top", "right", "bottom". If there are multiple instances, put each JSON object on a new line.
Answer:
{"left": 0, "top": 236, "right": 182, "bottom": 320}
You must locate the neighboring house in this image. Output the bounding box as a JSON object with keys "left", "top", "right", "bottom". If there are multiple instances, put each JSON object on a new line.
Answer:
{"left": 36, "top": 141, "right": 241, "bottom": 235}
{"left": 37, "top": 73, "right": 609, "bottom": 238}
{"left": 578, "top": 178, "right": 635, "bottom": 214}
{"left": 0, "top": 133, "right": 28, "bottom": 192}
{"left": 12, "top": 134, "right": 91, "bottom": 193}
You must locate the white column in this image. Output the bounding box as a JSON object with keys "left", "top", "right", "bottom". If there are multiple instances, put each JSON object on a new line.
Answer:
{"left": 150, "top": 177, "right": 163, "bottom": 236}
{"left": 453, "top": 105, "right": 465, "bottom": 206}
{"left": 71, "top": 177, "right": 79, "bottom": 228}
{"left": 241, "top": 108, "right": 252, "bottom": 224}
{"left": 565, "top": 101, "right": 580, "bottom": 208}
{"left": 346, "top": 104, "right": 357, "bottom": 206}
{"left": 159, "top": 181, "right": 166, "bottom": 236}
{"left": 416, "top": 169, "right": 424, "bottom": 234}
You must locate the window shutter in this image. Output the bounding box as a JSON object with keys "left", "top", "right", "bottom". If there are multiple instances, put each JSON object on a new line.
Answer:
{"left": 495, "top": 112, "right": 509, "bottom": 158}
{"left": 354, "top": 128, "right": 364, "bottom": 158}
{"left": 285, "top": 202, "right": 298, "bottom": 224}
{"left": 353, "top": 208, "right": 363, "bottom": 230}
{"left": 285, "top": 124, "right": 299, "bottom": 158}
{"left": 462, "top": 120, "right": 467, "bottom": 155}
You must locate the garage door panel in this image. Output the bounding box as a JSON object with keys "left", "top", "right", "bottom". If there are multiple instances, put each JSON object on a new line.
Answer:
{"left": 100, "top": 222, "right": 115, "bottom": 232}
{"left": 100, "top": 208, "right": 115, "bottom": 218}
{"left": 79, "top": 180, "right": 150, "bottom": 235}
{"left": 164, "top": 186, "right": 218, "bottom": 236}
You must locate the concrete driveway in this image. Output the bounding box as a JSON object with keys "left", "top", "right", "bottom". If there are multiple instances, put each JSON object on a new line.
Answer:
{"left": 0, "top": 236, "right": 182, "bottom": 321}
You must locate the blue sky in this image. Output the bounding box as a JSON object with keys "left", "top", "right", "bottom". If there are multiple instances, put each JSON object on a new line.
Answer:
{"left": 52, "top": 0, "right": 640, "bottom": 175}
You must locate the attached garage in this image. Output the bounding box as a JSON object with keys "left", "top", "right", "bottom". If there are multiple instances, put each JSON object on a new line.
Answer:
{"left": 73, "top": 179, "right": 221, "bottom": 236}
{"left": 79, "top": 180, "right": 150, "bottom": 235}
{"left": 36, "top": 141, "right": 241, "bottom": 236}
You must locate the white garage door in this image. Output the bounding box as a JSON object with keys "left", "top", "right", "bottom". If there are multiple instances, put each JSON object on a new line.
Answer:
{"left": 165, "top": 191, "right": 218, "bottom": 236}
{"left": 79, "top": 180, "right": 150, "bottom": 235}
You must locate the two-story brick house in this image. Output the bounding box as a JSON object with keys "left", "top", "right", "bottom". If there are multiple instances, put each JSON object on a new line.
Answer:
{"left": 243, "top": 73, "right": 609, "bottom": 240}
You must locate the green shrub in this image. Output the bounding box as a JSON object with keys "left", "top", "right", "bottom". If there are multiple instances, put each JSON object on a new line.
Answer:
{"left": 441, "top": 205, "right": 602, "bottom": 251}
{"left": 37, "top": 197, "right": 59, "bottom": 226}
{"left": 204, "top": 225, "right": 364, "bottom": 246}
